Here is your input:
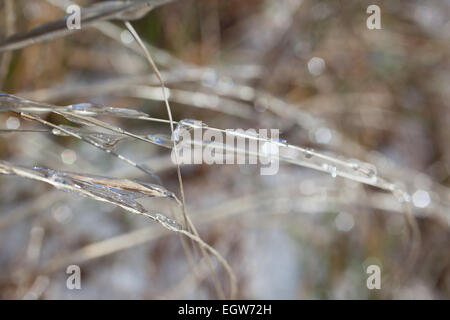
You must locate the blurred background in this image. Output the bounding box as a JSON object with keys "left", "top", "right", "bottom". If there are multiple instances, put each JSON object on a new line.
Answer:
{"left": 0, "top": 0, "right": 449, "bottom": 299}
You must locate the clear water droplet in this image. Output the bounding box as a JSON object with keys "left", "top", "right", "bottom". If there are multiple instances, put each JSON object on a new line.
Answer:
{"left": 66, "top": 103, "right": 148, "bottom": 119}
{"left": 85, "top": 133, "right": 126, "bottom": 150}
{"left": 51, "top": 128, "right": 66, "bottom": 136}
{"left": 322, "top": 163, "right": 337, "bottom": 178}
{"left": 68, "top": 103, "right": 94, "bottom": 113}
{"left": 304, "top": 148, "right": 314, "bottom": 159}
{"left": 147, "top": 133, "right": 172, "bottom": 147}
{"left": 179, "top": 119, "right": 206, "bottom": 128}
{"left": 155, "top": 213, "right": 182, "bottom": 230}
{"left": 349, "top": 162, "right": 360, "bottom": 171}
{"left": 393, "top": 188, "right": 411, "bottom": 203}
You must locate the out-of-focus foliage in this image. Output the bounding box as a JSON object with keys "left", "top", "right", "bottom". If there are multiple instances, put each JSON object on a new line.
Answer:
{"left": 0, "top": 0, "right": 449, "bottom": 299}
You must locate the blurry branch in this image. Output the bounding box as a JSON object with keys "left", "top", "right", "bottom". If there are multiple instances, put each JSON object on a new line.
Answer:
{"left": 0, "top": 191, "right": 63, "bottom": 230}
{"left": 46, "top": 0, "right": 185, "bottom": 68}
{"left": 0, "top": 161, "right": 180, "bottom": 213}
{"left": 124, "top": 20, "right": 231, "bottom": 300}
{"left": 20, "top": 112, "right": 162, "bottom": 185}
{"left": 18, "top": 71, "right": 449, "bottom": 216}
{"left": 0, "top": 0, "right": 175, "bottom": 52}
{"left": 0, "top": 0, "right": 15, "bottom": 88}
{"left": 0, "top": 93, "right": 411, "bottom": 196}
{"left": 20, "top": 74, "right": 258, "bottom": 120}
{"left": 159, "top": 239, "right": 232, "bottom": 299}
{"left": 0, "top": 160, "right": 235, "bottom": 298}
{"left": 36, "top": 181, "right": 410, "bottom": 276}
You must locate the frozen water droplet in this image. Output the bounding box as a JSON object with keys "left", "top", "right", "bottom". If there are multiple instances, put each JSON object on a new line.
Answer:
{"left": 179, "top": 119, "right": 206, "bottom": 128}
{"left": 393, "top": 188, "right": 411, "bottom": 203}
{"left": 173, "top": 119, "right": 206, "bottom": 143}
{"left": 68, "top": 103, "right": 94, "bottom": 113}
{"left": 322, "top": 163, "right": 337, "bottom": 178}
{"left": 156, "top": 213, "right": 166, "bottom": 222}
{"left": 360, "top": 162, "right": 378, "bottom": 182}
{"left": 276, "top": 138, "right": 287, "bottom": 145}
{"left": 148, "top": 133, "right": 172, "bottom": 147}
{"left": 349, "top": 162, "right": 360, "bottom": 171}
{"left": 241, "top": 130, "right": 262, "bottom": 139}
{"left": 304, "top": 148, "right": 314, "bottom": 159}
{"left": 155, "top": 213, "right": 182, "bottom": 230}
{"left": 105, "top": 107, "right": 148, "bottom": 118}
{"left": 261, "top": 141, "right": 279, "bottom": 162}
{"left": 85, "top": 133, "right": 126, "bottom": 150}
{"left": 51, "top": 128, "right": 64, "bottom": 136}
{"left": 66, "top": 103, "right": 148, "bottom": 119}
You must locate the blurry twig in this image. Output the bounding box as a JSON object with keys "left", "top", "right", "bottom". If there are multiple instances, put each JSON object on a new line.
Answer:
{"left": 0, "top": 0, "right": 175, "bottom": 52}
{"left": 0, "top": 0, "right": 15, "bottom": 88}
{"left": 124, "top": 20, "right": 234, "bottom": 300}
